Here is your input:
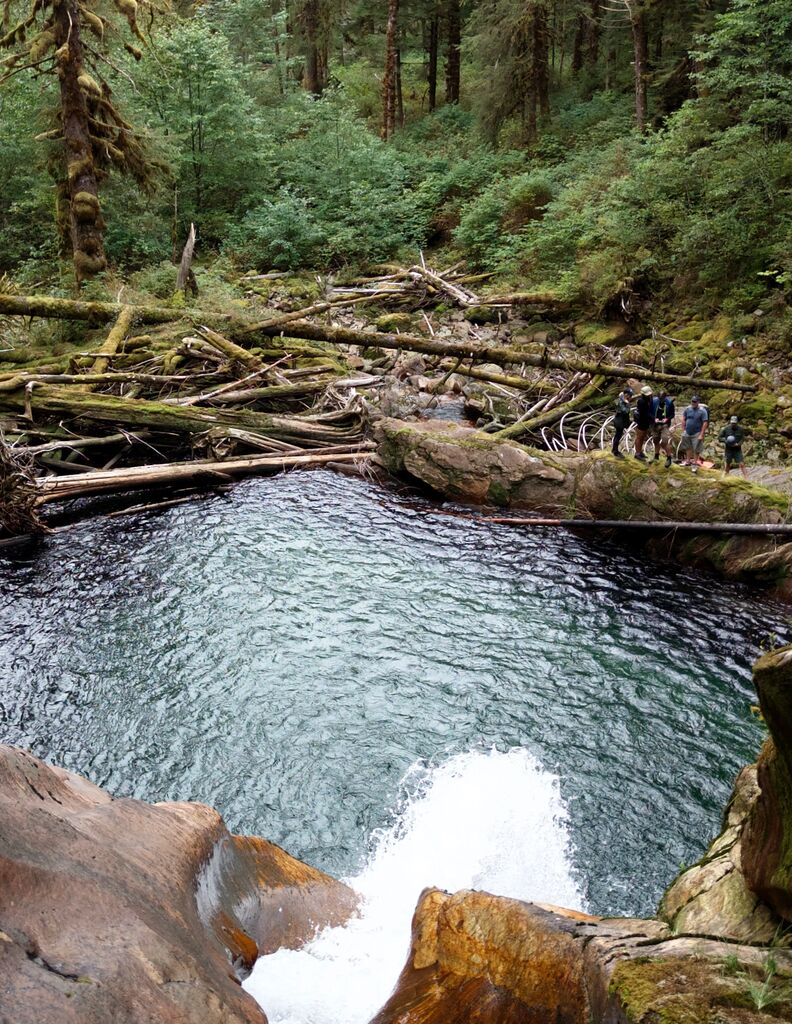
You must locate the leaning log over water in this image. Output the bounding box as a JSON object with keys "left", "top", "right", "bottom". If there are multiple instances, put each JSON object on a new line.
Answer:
{"left": 34, "top": 447, "right": 374, "bottom": 503}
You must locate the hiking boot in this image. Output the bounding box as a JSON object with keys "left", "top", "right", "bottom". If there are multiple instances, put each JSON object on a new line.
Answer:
{"left": 612, "top": 451, "right": 624, "bottom": 459}
{"left": 635, "top": 453, "right": 647, "bottom": 462}
{"left": 665, "top": 456, "right": 672, "bottom": 468}
{"left": 653, "top": 453, "right": 660, "bottom": 461}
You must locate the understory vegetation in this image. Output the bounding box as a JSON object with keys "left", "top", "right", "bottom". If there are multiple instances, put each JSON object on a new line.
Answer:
{"left": 0, "top": 0, "right": 788, "bottom": 319}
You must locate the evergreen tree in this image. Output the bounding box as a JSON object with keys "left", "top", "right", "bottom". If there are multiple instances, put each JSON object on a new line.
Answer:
{"left": 0, "top": 0, "right": 156, "bottom": 282}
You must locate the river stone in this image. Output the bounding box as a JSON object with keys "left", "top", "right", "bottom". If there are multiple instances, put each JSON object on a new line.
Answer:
{"left": 0, "top": 745, "right": 357, "bottom": 1024}
{"left": 370, "top": 887, "right": 792, "bottom": 1024}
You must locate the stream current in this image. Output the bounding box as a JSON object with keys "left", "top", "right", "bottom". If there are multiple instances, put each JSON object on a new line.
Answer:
{"left": 1, "top": 471, "right": 789, "bottom": 1022}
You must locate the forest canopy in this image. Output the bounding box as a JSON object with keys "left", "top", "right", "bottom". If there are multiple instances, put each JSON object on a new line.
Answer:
{"left": 0, "top": 0, "right": 790, "bottom": 315}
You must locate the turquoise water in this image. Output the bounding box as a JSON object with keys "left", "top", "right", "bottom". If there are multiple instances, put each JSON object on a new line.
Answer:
{"left": 0, "top": 471, "right": 786, "bottom": 916}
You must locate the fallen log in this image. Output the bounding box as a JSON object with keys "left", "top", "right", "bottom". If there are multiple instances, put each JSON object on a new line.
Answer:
{"left": 493, "top": 375, "right": 608, "bottom": 440}
{"left": 0, "top": 293, "right": 189, "bottom": 325}
{"left": 485, "top": 516, "right": 792, "bottom": 535}
{"left": 93, "top": 306, "right": 135, "bottom": 375}
{"left": 34, "top": 449, "right": 372, "bottom": 504}
{"left": 247, "top": 320, "right": 756, "bottom": 392}
{"left": 196, "top": 325, "right": 263, "bottom": 371}
{"left": 0, "top": 384, "right": 364, "bottom": 444}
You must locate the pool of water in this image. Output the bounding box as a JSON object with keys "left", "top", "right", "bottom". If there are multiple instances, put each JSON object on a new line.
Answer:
{"left": 0, "top": 471, "right": 786, "bottom": 921}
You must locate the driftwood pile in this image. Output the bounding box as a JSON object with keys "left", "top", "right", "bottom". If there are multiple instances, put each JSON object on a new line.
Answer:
{"left": 0, "top": 262, "right": 758, "bottom": 536}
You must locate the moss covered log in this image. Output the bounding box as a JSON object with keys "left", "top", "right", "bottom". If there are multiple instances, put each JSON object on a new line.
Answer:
{"left": 375, "top": 419, "right": 792, "bottom": 594}
{"left": 0, "top": 384, "right": 361, "bottom": 444}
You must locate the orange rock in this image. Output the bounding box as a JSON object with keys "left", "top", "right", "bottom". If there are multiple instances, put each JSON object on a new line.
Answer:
{"left": 0, "top": 745, "right": 357, "bottom": 1024}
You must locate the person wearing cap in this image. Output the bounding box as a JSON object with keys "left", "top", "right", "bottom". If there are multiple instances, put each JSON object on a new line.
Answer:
{"left": 612, "top": 386, "right": 634, "bottom": 458}
{"left": 651, "top": 389, "right": 675, "bottom": 468}
{"left": 633, "top": 384, "right": 654, "bottom": 461}
{"left": 680, "top": 395, "right": 709, "bottom": 469}
{"left": 719, "top": 415, "right": 748, "bottom": 478}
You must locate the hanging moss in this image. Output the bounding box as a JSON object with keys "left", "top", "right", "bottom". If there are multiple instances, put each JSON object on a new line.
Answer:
{"left": 72, "top": 191, "right": 100, "bottom": 223}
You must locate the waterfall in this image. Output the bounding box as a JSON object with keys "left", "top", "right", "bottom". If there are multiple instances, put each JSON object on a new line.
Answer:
{"left": 243, "top": 748, "right": 583, "bottom": 1024}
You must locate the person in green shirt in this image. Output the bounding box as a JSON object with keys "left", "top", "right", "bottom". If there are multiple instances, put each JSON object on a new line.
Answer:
{"left": 719, "top": 415, "right": 748, "bottom": 478}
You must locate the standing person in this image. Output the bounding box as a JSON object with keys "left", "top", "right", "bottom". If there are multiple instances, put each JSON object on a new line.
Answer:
{"left": 680, "top": 395, "right": 709, "bottom": 470}
{"left": 633, "top": 385, "right": 653, "bottom": 461}
{"left": 651, "top": 390, "right": 675, "bottom": 468}
{"left": 719, "top": 415, "right": 748, "bottom": 478}
{"left": 612, "top": 386, "right": 634, "bottom": 458}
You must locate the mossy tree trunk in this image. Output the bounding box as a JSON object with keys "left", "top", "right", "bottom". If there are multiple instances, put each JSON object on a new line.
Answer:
{"left": 382, "top": 0, "right": 399, "bottom": 139}
{"left": 54, "top": 0, "right": 106, "bottom": 283}
{"left": 427, "top": 11, "right": 439, "bottom": 111}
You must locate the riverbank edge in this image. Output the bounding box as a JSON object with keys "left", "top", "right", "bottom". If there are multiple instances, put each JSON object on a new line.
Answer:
{"left": 374, "top": 417, "right": 792, "bottom": 599}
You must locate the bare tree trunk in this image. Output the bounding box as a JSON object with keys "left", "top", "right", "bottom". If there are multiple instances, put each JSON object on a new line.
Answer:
{"left": 587, "top": 0, "right": 600, "bottom": 65}
{"left": 534, "top": 3, "right": 550, "bottom": 119}
{"left": 175, "top": 223, "right": 198, "bottom": 298}
{"left": 54, "top": 0, "right": 106, "bottom": 284}
{"left": 630, "top": 1, "right": 648, "bottom": 130}
{"left": 428, "top": 13, "right": 439, "bottom": 110}
{"left": 301, "top": 0, "right": 326, "bottom": 95}
{"left": 444, "top": 0, "right": 460, "bottom": 103}
{"left": 572, "top": 11, "right": 585, "bottom": 74}
{"left": 382, "top": 0, "right": 399, "bottom": 139}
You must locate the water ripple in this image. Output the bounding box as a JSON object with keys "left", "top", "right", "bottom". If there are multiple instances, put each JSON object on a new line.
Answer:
{"left": 0, "top": 470, "right": 788, "bottom": 916}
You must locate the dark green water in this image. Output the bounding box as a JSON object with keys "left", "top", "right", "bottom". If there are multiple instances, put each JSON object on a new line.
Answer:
{"left": 0, "top": 471, "right": 786, "bottom": 916}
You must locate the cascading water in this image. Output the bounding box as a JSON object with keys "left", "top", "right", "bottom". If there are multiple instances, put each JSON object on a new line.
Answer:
{"left": 243, "top": 748, "right": 583, "bottom": 1024}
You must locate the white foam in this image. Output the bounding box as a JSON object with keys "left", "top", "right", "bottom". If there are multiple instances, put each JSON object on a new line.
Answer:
{"left": 243, "top": 748, "right": 583, "bottom": 1024}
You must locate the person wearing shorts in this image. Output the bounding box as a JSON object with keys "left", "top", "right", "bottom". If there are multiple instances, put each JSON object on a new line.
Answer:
{"left": 680, "top": 395, "right": 708, "bottom": 468}
{"left": 719, "top": 415, "right": 748, "bottom": 478}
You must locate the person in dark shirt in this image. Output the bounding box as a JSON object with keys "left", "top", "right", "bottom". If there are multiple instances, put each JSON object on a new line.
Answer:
{"left": 633, "top": 385, "right": 653, "bottom": 461}
{"left": 719, "top": 415, "right": 748, "bottom": 478}
{"left": 651, "top": 390, "right": 675, "bottom": 468}
{"left": 611, "top": 386, "right": 634, "bottom": 458}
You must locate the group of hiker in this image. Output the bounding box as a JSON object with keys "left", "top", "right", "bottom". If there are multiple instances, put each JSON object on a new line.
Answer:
{"left": 611, "top": 385, "right": 748, "bottom": 476}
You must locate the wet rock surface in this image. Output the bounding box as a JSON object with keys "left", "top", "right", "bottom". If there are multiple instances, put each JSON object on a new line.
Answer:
{"left": 374, "top": 418, "right": 792, "bottom": 596}
{"left": 0, "top": 745, "right": 356, "bottom": 1024}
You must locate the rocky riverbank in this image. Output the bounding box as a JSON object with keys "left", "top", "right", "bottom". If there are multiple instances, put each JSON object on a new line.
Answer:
{"left": 2, "top": 644, "right": 791, "bottom": 1024}
{"left": 375, "top": 418, "right": 792, "bottom": 597}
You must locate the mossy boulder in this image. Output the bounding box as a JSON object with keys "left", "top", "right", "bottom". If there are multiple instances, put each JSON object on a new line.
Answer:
{"left": 375, "top": 313, "right": 414, "bottom": 333}
{"left": 575, "top": 321, "right": 632, "bottom": 348}
{"left": 463, "top": 305, "right": 508, "bottom": 325}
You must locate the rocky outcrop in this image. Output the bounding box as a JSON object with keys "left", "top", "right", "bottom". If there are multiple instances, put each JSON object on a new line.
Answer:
{"left": 0, "top": 745, "right": 357, "bottom": 1024}
{"left": 371, "top": 889, "right": 792, "bottom": 1024}
{"left": 370, "top": 644, "right": 792, "bottom": 1024}
{"left": 375, "top": 418, "right": 792, "bottom": 595}
{"left": 743, "top": 646, "right": 792, "bottom": 921}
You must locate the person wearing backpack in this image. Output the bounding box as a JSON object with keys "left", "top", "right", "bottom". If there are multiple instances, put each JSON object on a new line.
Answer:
{"left": 611, "top": 386, "right": 634, "bottom": 458}
{"left": 633, "top": 385, "right": 654, "bottom": 461}
{"left": 651, "top": 390, "right": 675, "bottom": 468}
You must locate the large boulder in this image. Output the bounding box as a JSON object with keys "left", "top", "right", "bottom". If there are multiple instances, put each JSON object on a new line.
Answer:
{"left": 369, "top": 888, "right": 792, "bottom": 1024}
{"left": 374, "top": 419, "right": 792, "bottom": 595}
{"left": 742, "top": 645, "right": 792, "bottom": 920}
{"left": 0, "top": 745, "right": 357, "bottom": 1024}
